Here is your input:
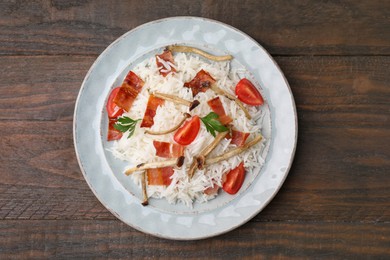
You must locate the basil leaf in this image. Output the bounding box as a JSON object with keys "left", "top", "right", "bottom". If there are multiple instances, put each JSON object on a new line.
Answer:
{"left": 118, "top": 116, "right": 138, "bottom": 125}
{"left": 114, "top": 116, "right": 140, "bottom": 138}
{"left": 113, "top": 123, "right": 130, "bottom": 133}
{"left": 201, "top": 112, "right": 229, "bottom": 137}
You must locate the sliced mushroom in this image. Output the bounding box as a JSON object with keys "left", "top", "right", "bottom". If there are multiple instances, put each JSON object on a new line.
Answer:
{"left": 145, "top": 113, "right": 190, "bottom": 135}
{"left": 205, "top": 135, "right": 262, "bottom": 166}
{"left": 188, "top": 131, "right": 229, "bottom": 178}
{"left": 187, "top": 159, "right": 198, "bottom": 179}
{"left": 209, "top": 84, "right": 252, "bottom": 119}
{"left": 153, "top": 92, "right": 200, "bottom": 111}
{"left": 141, "top": 172, "right": 148, "bottom": 206}
{"left": 196, "top": 131, "right": 229, "bottom": 170}
{"left": 167, "top": 45, "right": 233, "bottom": 62}
{"left": 125, "top": 156, "right": 184, "bottom": 176}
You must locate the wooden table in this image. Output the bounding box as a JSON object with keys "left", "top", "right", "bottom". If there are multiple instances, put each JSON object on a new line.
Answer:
{"left": 1, "top": 0, "right": 389, "bottom": 258}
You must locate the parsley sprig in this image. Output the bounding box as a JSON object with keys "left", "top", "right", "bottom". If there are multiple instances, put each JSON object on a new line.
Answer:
{"left": 114, "top": 116, "right": 140, "bottom": 138}
{"left": 200, "top": 112, "right": 229, "bottom": 137}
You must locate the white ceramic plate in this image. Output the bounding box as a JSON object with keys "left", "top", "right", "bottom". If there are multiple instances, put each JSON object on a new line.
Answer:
{"left": 74, "top": 17, "right": 297, "bottom": 240}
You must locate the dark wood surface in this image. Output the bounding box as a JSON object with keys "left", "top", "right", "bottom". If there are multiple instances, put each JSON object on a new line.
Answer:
{"left": 0, "top": 0, "right": 389, "bottom": 259}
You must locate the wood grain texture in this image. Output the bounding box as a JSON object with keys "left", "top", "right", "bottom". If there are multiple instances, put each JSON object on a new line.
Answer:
{"left": 0, "top": 122, "right": 388, "bottom": 221}
{"left": 0, "top": 220, "right": 389, "bottom": 258}
{"left": 1, "top": 55, "right": 389, "bottom": 124}
{"left": 1, "top": 1, "right": 390, "bottom": 256}
{"left": 0, "top": 55, "right": 389, "bottom": 222}
{"left": 0, "top": 56, "right": 90, "bottom": 121}
{"left": 0, "top": 0, "right": 389, "bottom": 56}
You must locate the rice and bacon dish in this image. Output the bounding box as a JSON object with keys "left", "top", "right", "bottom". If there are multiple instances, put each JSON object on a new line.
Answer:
{"left": 105, "top": 45, "right": 267, "bottom": 207}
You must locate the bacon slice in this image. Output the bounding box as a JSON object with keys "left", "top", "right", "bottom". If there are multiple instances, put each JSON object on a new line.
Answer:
{"left": 184, "top": 69, "right": 216, "bottom": 97}
{"left": 153, "top": 141, "right": 184, "bottom": 158}
{"left": 204, "top": 184, "right": 220, "bottom": 195}
{"left": 156, "top": 50, "right": 176, "bottom": 77}
{"left": 230, "top": 130, "right": 250, "bottom": 147}
{"left": 107, "top": 119, "right": 122, "bottom": 141}
{"left": 113, "top": 71, "right": 144, "bottom": 111}
{"left": 147, "top": 166, "right": 174, "bottom": 186}
{"left": 140, "top": 95, "right": 165, "bottom": 128}
{"left": 207, "top": 96, "right": 233, "bottom": 125}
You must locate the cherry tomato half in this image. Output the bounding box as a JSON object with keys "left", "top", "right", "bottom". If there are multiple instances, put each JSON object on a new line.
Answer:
{"left": 106, "top": 87, "right": 124, "bottom": 118}
{"left": 222, "top": 162, "right": 245, "bottom": 195}
{"left": 235, "top": 78, "right": 264, "bottom": 106}
{"left": 173, "top": 116, "right": 200, "bottom": 145}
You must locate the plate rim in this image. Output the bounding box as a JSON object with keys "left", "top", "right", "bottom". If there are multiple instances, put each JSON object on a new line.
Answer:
{"left": 73, "top": 16, "right": 298, "bottom": 240}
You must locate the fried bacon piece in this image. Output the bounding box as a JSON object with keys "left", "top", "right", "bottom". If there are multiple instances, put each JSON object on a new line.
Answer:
{"left": 207, "top": 97, "right": 233, "bottom": 125}
{"left": 153, "top": 141, "right": 184, "bottom": 158}
{"left": 184, "top": 70, "right": 216, "bottom": 97}
{"left": 204, "top": 184, "right": 220, "bottom": 195}
{"left": 230, "top": 130, "right": 250, "bottom": 147}
{"left": 113, "top": 71, "right": 144, "bottom": 111}
{"left": 140, "top": 95, "right": 165, "bottom": 128}
{"left": 156, "top": 50, "right": 176, "bottom": 77}
{"left": 147, "top": 166, "right": 175, "bottom": 186}
{"left": 107, "top": 119, "right": 122, "bottom": 141}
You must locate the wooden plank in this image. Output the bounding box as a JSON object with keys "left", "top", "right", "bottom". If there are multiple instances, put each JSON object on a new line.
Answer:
{"left": 277, "top": 56, "right": 390, "bottom": 129}
{"left": 1, "top": 55, "right": 389, "bottom": 125}
{"left": 0, "top": 220, "right": 389, "bottom": 258}
{"left": 0, "top": 56, "right": 91, "bottom": 121}
{"left": 0, "top": 0, "right": 389, "bottom": 55}
{"left": 0, "top": 121, "right": 388, "bottom": 222}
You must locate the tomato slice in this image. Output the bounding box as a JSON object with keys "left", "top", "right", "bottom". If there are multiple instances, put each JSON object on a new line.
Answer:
{"left": 235, "top": 78, "right": 264, "bottom": 106}
{"left": 147, "top": 167, "right": 174, "bottom": 186}
{"left": 173, "top": 116, "right": 200, "bottom": 145}
{"left": 106, "top": 87, "right": 124, "bottom": 118}
{"left": 107, "top": 119, "right": 123, "bottom": 141}
{"left": 222, "top": 162, "right": 245, "bottom": 195}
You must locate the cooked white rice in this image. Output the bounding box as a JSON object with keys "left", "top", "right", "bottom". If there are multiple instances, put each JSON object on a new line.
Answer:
{"left": 110, "top": 52, "right": 266, "bottom": 207}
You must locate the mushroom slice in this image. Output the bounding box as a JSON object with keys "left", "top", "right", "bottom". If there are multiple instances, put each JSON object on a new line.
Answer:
{"left": 205, "top": 135, "right": 262, "bottom": 166}
{"left": 187, "top": 160, "right": 198, "bottom": 180}
{"left": 188, "top": 131, "right": 229, "bottom": 178}
{"left": 153, "top": 92, "right": 200, "bottom": 111}
{"left": 196, "top": 131, "right": 229, "bottom": 170}
{"left": 141, "top": 172, "right": 148, "bottom": 206}
{"left": 209, "top": 84, "right": 252, "bottom": 120}
{"left": 145, "top": 113, "right": 190, "bottom": 135}
{"left": 167, "top": 45, "right": 233, "bottom": 62}
{"left": 125, "top": 156, "right": 184, "bottom": 176}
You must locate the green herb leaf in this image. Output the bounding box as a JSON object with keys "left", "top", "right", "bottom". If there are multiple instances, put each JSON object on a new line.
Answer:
{"left": 200, "top": 112, "right": 229, "bottom": 137}
{"left": 114, "top": 116, "right": 140, "bottom": 138}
